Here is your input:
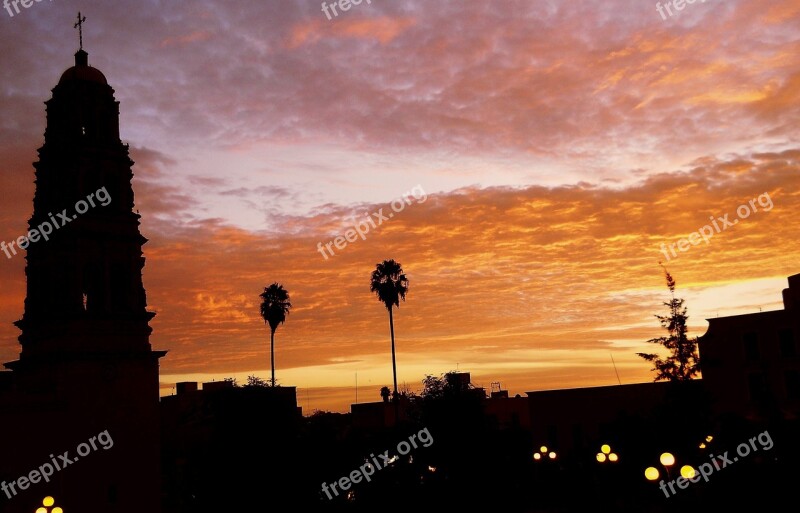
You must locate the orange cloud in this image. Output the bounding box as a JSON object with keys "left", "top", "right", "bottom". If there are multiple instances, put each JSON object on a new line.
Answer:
{"left": 1, "top": 143, "right": 797, "bottom": 412}
{"left": 63, "top": 152, "right": 800, "bottom": 409}
{"left": 287, "top": 16, "right": 416, "bottom": 48}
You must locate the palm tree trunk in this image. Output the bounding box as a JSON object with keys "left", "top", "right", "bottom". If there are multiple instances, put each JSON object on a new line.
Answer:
{"left": 389, "top": 306, "right": 398, "bottom": 396}
{"left": 271, "top": 329, "right": 276, "bottom": 387}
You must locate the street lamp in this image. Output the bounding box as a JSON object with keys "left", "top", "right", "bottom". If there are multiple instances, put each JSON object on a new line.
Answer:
{"left": 533, "top": 445, "right": 557, "bottom": 461}
{"left": 596, "top": 444, "right": 619, "bottom": 463}
{"left": 36, "top": 497, "right": 62, "bottom": 513}
{"left": 644, "top": 452, "right": 676, "bottom": 482}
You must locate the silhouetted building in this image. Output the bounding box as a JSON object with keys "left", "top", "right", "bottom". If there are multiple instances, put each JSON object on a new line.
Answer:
{"left": 161, "top": 380, "right": 301, "bottom": 417}
{"left": 0, "top": 47, "right": 165, "bottom": 512}
{"left": 525, "top": 381, "right": 703, "bottom": 455}
{"left": 351, "top": 372, "right": 484, "bottom": 429}
{"left": 351, "top": 396, "right": 412, "bottom": 429}
{"left": 445, "top": 371, "right": 486, "bottom": 398}
{"left": 160, "top": 382, "right": 302, "bottom": 511}
{"left": 485, "top": 391, "right": 531, "bottom": 429}
{"left": 699, "top": 273, "right": 800, "bottom": 421}
{"left": 482, "top": 381, "right": 530, "bottom": 429}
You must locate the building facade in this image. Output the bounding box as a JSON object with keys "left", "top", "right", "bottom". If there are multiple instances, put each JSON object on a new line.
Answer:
{"left": 698, "top": 274, "right": 800, "bottom": 421}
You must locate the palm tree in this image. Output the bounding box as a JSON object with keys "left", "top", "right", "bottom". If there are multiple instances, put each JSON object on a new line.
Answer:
{"left": 259, "top": 282, "right": 292, "bottom": 387}
{"left": 370, "top": 259, "right": 409, "bottom": 398}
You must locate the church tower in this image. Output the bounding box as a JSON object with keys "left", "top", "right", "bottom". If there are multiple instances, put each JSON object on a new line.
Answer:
{"left": 1, "top": 18, "right": 165, "bottom": 513}
{"left": 14, "top": 42, "right": 156, "bottom": 372}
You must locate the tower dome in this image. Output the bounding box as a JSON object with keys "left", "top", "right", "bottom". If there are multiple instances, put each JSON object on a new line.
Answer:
{"left": 57, "top": 49, "right": 108, "bottom": 85}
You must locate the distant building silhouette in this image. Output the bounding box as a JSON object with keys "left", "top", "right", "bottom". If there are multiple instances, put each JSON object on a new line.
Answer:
{"left": 0, "top": 47, "right": 164, "bottom": 512}
{"left": 160, "top": 381, "right": 302, "bottom": 510}
{"left": 351, "top": 372, "right": 484, "bottom": 429}
{"left": 524, "top": 381, "right": 702, "bottom": 455}
{"left": 485, "top": 385, "right": 530, "bottom": 430}
{"left": 351, "top": 395, "right": 411, "bottom": 429}
{"left": 699, "top": 273, "right": 800, "bottom": 420}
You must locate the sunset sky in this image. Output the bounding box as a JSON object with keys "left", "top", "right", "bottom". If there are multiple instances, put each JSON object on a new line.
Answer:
{"left": 0, "top": 0, "right": 798, "bottom": 412}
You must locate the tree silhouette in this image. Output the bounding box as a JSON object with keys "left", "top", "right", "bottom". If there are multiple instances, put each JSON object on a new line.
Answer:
{"left": 259, "top": 283, "right": 292, "bottom": 387}
{"left": 245, "top": 375, "right": 270, "bottom": 388}
{"left": 380, "top": 386, "right": 391, "bottom": 403}
{"left": 637, "top": 266, "right": 700, "bottom": 381}
{"left": 370, "top": 259, "right": 409, "bottom": 398}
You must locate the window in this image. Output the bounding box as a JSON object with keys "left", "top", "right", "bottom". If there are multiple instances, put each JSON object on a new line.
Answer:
{"left": 780, "top": 329, "right": 796, "bottom": 357}
{"left": 743, "top": 333, "right": 760, "bottom": 361}
{"left": 786, "top": 371, "right": 800, "bottom": 400}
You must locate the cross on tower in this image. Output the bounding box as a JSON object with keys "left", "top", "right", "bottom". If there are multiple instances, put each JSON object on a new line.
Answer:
{"left": 74, "top": 11, "right": 86, "bottom": 50}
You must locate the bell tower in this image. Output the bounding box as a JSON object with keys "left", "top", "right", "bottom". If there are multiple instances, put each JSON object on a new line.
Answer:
{"left": 14, "top": 50, "right": 154, "bottom": 362}
{"left": 2, "top": 19, "right": 165, "bottom": 513}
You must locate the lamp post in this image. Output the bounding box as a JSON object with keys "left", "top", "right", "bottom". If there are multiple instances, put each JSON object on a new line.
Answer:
{"left": 35, "top": 497, "right": 63, "bottom": 513}
{"left": 660, "top": 452, "right": 675, "bottom": 479}
{"left": 644, "top": 466, "right": 660, "bottom": 481}
{"left": 532, "top": 444, "right": 559, "bottom": 508}
{"left": 644, "top": 452, "right": 676, "bottom": 482}
{"left": 533, "top": 445, "right": 557, "bottom": 462}
{"left": 596, "top": 443, "right": 619, "bottom": 463}
{"left": 680, "top": 465, "right": 697, "bottom": 479}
